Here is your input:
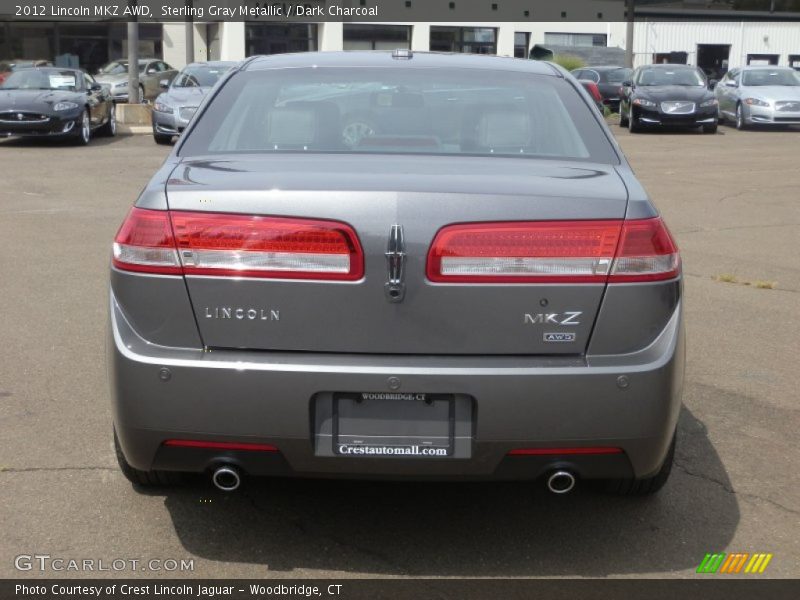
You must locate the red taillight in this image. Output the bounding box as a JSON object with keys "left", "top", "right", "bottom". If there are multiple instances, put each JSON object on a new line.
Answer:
{"left": 507, "top": 447, "right": 623, "bottom": 456}
{"left": 112, "top": 207, "right": 182, "bottom": 275}
{"left": 609, "top": 217, "right": 680, "bottom": 282}
{"left": 586, "top": 81, "right": 603, "bottom": 103}
{"left": 427, "top": 220, "right": 622, "bottom": 283}
{"left": 427, "top": 218, "right": 679, "bottom": 283}
{"left": 113, "top": 208, "right": 363, "bottom": 280}
{"left": 164, "top": 439, "right": 278, "bottom": 452}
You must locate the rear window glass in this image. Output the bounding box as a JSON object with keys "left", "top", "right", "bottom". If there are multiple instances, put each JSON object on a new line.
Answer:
{"left": 179, "top": 67, "right": 617, "bottom": 163}
{"left": 604, "top": 68, "right": 631, "bottom": 84}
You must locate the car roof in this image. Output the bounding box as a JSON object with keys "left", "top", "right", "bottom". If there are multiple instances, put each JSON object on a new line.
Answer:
{"left": 739, "top": 65, "right": 794, "bottom": 71}
{"left": 185, "top": 61, "right": 238, "bottom": 69}
{"left": 638, "top": 64, "right": 697, "bottom": 69}
{"left": 581, "top": 65, "right": 628, "bottom": 71}
{"left": 243, "top": 51, "right": 560, "bottom": 76}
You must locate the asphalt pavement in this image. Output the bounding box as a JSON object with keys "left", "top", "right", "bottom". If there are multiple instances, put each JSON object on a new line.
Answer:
{"left": 1, "top": 124, "right": 798, "bottom": 578}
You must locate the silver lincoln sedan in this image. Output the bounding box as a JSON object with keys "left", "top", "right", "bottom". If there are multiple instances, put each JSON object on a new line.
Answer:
{"left": 715, "top": 66, "right": 800, "bottom": 129}
{"left": 109, "top": 51, "right": 684, "bottom": 496}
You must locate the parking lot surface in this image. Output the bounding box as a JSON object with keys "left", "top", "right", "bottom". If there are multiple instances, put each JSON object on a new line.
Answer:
{"left": 1, "top": 126, "right": 798, "bottom": 578}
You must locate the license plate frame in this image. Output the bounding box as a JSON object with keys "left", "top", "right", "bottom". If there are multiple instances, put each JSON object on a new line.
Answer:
{"left": 332, "top": 392, "right": 456, "bottom": 459}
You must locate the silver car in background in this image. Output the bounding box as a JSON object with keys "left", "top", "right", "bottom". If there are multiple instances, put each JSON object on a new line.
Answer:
{"left": 110, "top": 52, "right": 684, "bottom": 497}
{"left": 151, "top": 61, "right": 237, "bottom": 144}
{"left": 95, "top": 58, "right": 177, "bottom": 103}
{"left": 715, "top": 66, "right": 800, "bottom": 129}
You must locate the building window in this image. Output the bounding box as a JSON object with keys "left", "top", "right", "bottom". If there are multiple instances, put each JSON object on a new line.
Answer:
{"left": 430, "top": 27, "right": 496, "bottom": 54}
{"left": 544, "top": 32, "right": 607, "bottom": 47}
{"left": 790, "top": 55, "right": 800, "bottom": 71}
{"left": 747, "top": 53, "right": 779, "bottom": 66}
{"left": 343, "top": 25, "right": 411, "bottom": 51}
{"left": 514, "top": 32, "right": 530, "bottom": 59}
{"left": 0, "top": 23, "right": 163, "bottom": 75}
{"left": 245, "top": 24, "right": 317, "bottom": 56}
{"left": 653, "top": 52, "right": 688, "bottom": 65}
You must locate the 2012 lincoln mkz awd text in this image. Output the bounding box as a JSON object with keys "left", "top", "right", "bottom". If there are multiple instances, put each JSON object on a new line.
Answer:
{"left": 109, "top": 51, "right": 684, "bottom": 496}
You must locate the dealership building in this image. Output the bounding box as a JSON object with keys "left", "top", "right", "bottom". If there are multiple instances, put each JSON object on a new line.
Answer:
{"left": 1, "top": 5, "right": 799, "bottom": 75}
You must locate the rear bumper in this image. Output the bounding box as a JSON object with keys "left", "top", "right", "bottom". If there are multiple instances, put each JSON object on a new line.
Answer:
{"left": 109, "top": 291, "right": 685, "bottom": 481}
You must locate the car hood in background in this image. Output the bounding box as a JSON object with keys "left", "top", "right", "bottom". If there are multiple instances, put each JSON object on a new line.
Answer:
{"left": 0, "top": 89, "right": 84, "bottom": 113}
{"left": 95, "top": 73, "right": 128, "bottom": 86}
{"left": 162, "top": 86, "right": 210, "bottom": 107}
{"left": 740, "top": 85, "right": 800, "bottom": 101}
{"left": 636, "top": 86, "right": 712, "bottom": 102}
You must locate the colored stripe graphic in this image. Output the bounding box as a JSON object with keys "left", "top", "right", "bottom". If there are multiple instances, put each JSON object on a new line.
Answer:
{"left": 697, "top": 553, "right": 726, "bottom": 573}
{"left": 700, "top": 552, "right": 773, "bottom": 574}
{"left": 720, "top": 553, "right": 749, "bottom": 573}
{"left": 745, "top": 553, "right": 774, "bottom": 574}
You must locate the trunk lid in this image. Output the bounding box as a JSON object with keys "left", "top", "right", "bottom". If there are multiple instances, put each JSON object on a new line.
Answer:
{"left": 165, "top": 154, "right": 628, "bottom": 355}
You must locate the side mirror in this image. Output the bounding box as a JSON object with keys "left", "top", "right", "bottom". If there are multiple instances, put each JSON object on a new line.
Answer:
{"left": 725, "top": 80, "right": 738, "bottom": 88}
{"left": 622, "top": 80, "right": 633, "bottom": 88}
{"left": 90, "top": 82, "right": 103, "bottom": 92}
{"left": 159, "top": 79, "right": 169, "bottom": 89}
{"left": 709, "top": 79, "right": 718, "bottom": 90}
{"left": 146, "top": 68, "right": 157, "bottom": 75}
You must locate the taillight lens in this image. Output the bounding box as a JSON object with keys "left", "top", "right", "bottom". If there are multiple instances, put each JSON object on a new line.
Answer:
{"left": 586, "top": 82, "right": 603, "bottom": 103}
{"left": 427, "top": 220, "right": 622, "bottom": 283}
{"left": 170, "top": 211, "right": 363, "bottom": 280}
{"left": 112, "top": 208, "right": 182, "bottom": 275}
{"left": 427, "top": 218, "right": 679, "bottom": 283}
{"left": 113, "top": 208, "right": 363, "bottom": 280}
{"left": 608, "top": 217, "right": 680, "bottom": 282}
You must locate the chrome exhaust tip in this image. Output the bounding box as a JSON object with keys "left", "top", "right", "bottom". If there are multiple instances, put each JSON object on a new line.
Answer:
{"left": 546, "top": 470, "right": 576, "bottom": 494}
{"left": 211, "top": 465, "right": 241, "bottom": 492}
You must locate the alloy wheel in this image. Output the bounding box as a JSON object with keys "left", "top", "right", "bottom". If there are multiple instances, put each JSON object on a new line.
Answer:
{"left": 81, "top": 111, "right": 90, "bottom": 144}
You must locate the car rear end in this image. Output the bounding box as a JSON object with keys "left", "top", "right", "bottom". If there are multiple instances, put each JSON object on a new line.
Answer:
{"left": 598, "top": 67, "right": 631, "bottom": 112}
{"left": 109, "top": 53, "right": 684, "bottom": 491}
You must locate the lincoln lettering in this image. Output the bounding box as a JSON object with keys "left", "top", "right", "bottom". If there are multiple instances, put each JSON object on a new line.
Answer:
{"left": 204, "top": 307, "right": 280, "bottom": 321}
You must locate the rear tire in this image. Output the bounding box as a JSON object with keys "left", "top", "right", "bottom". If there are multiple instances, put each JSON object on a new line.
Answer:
{"left": 603, "top": 431, "right": 676, "bottom": 496}
{"left": 619, "top": 106, "right": 629, "bottom": 127}
{"left": 98, "top": 103, "right": 116, "bottom": 137}
{"left": 114, "top": 429, "right": 182, "bottom": 487}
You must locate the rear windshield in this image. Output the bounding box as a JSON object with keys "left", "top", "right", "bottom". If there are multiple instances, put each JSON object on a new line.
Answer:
{"left": 179, "top": 67, "right": 617, "bottom": 163}
{"left": 604, "top": 68, "right": 631, "bottom": 84}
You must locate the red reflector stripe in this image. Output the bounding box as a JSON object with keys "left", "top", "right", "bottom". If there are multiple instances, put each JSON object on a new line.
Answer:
{"left": 163, "top": 440, "right": 278, "bottom": 452}
{"left": 507, "top": 447, "right": 623, "bottom": 456}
